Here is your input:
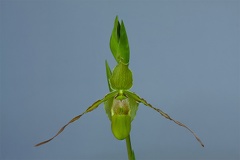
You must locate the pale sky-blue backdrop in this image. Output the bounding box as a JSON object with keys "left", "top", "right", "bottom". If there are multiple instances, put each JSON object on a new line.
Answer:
{"left": 1, "top": 1, "right": 239, "bottom": 160}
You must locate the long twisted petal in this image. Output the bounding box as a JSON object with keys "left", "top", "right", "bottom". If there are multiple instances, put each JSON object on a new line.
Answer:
{"left": 35, "top": 91, "right": 117, "bottom": 147}
{"left": 125, "top": 91, "right": 204, "bottom": 147}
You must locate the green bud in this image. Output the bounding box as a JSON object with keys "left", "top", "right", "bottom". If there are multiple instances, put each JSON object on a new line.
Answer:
{"left": 111, "top": 115, "right": 131, "bottom": 140}
{"left": 110, "top": 63, "right": 133, "bottom": 90}
{"left": 110, "top": 16, "right": 130, "bottom": 64}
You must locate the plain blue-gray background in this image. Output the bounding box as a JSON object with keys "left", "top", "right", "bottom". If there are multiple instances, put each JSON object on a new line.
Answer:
{"left": 1, "top": 1, "right": 239, "bottom": 160}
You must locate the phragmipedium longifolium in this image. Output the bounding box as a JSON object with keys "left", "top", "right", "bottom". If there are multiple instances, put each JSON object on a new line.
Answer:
{"left": 35, "top": 16, "right": 204, "bottom": 160}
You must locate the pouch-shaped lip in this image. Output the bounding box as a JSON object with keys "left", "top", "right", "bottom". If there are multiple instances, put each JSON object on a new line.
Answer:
{"left": 111, "top": 115, "right": 131, "bottom": 140}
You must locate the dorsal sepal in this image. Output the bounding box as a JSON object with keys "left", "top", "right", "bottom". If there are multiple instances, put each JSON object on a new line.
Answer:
{"left": 109, "top": 63, "right": 133, "bottom": 90}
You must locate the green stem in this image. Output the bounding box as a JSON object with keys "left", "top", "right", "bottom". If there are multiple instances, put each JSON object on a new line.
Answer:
{"left": 125, "top": 135, "right": 135, "bottom": 160}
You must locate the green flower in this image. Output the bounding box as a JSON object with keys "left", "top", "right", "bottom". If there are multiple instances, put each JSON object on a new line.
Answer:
{"left": 35, "top": 16, "right": 204, "bottom": 160}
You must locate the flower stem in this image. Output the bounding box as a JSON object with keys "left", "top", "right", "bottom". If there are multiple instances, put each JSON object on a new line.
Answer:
{"left": 125, "top": 135, "right": 135, "bottom": 160}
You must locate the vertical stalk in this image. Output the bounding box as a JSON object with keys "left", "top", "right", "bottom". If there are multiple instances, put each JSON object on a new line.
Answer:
{"left": 125, "top": 135, "right": 135, "bottom": 160}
